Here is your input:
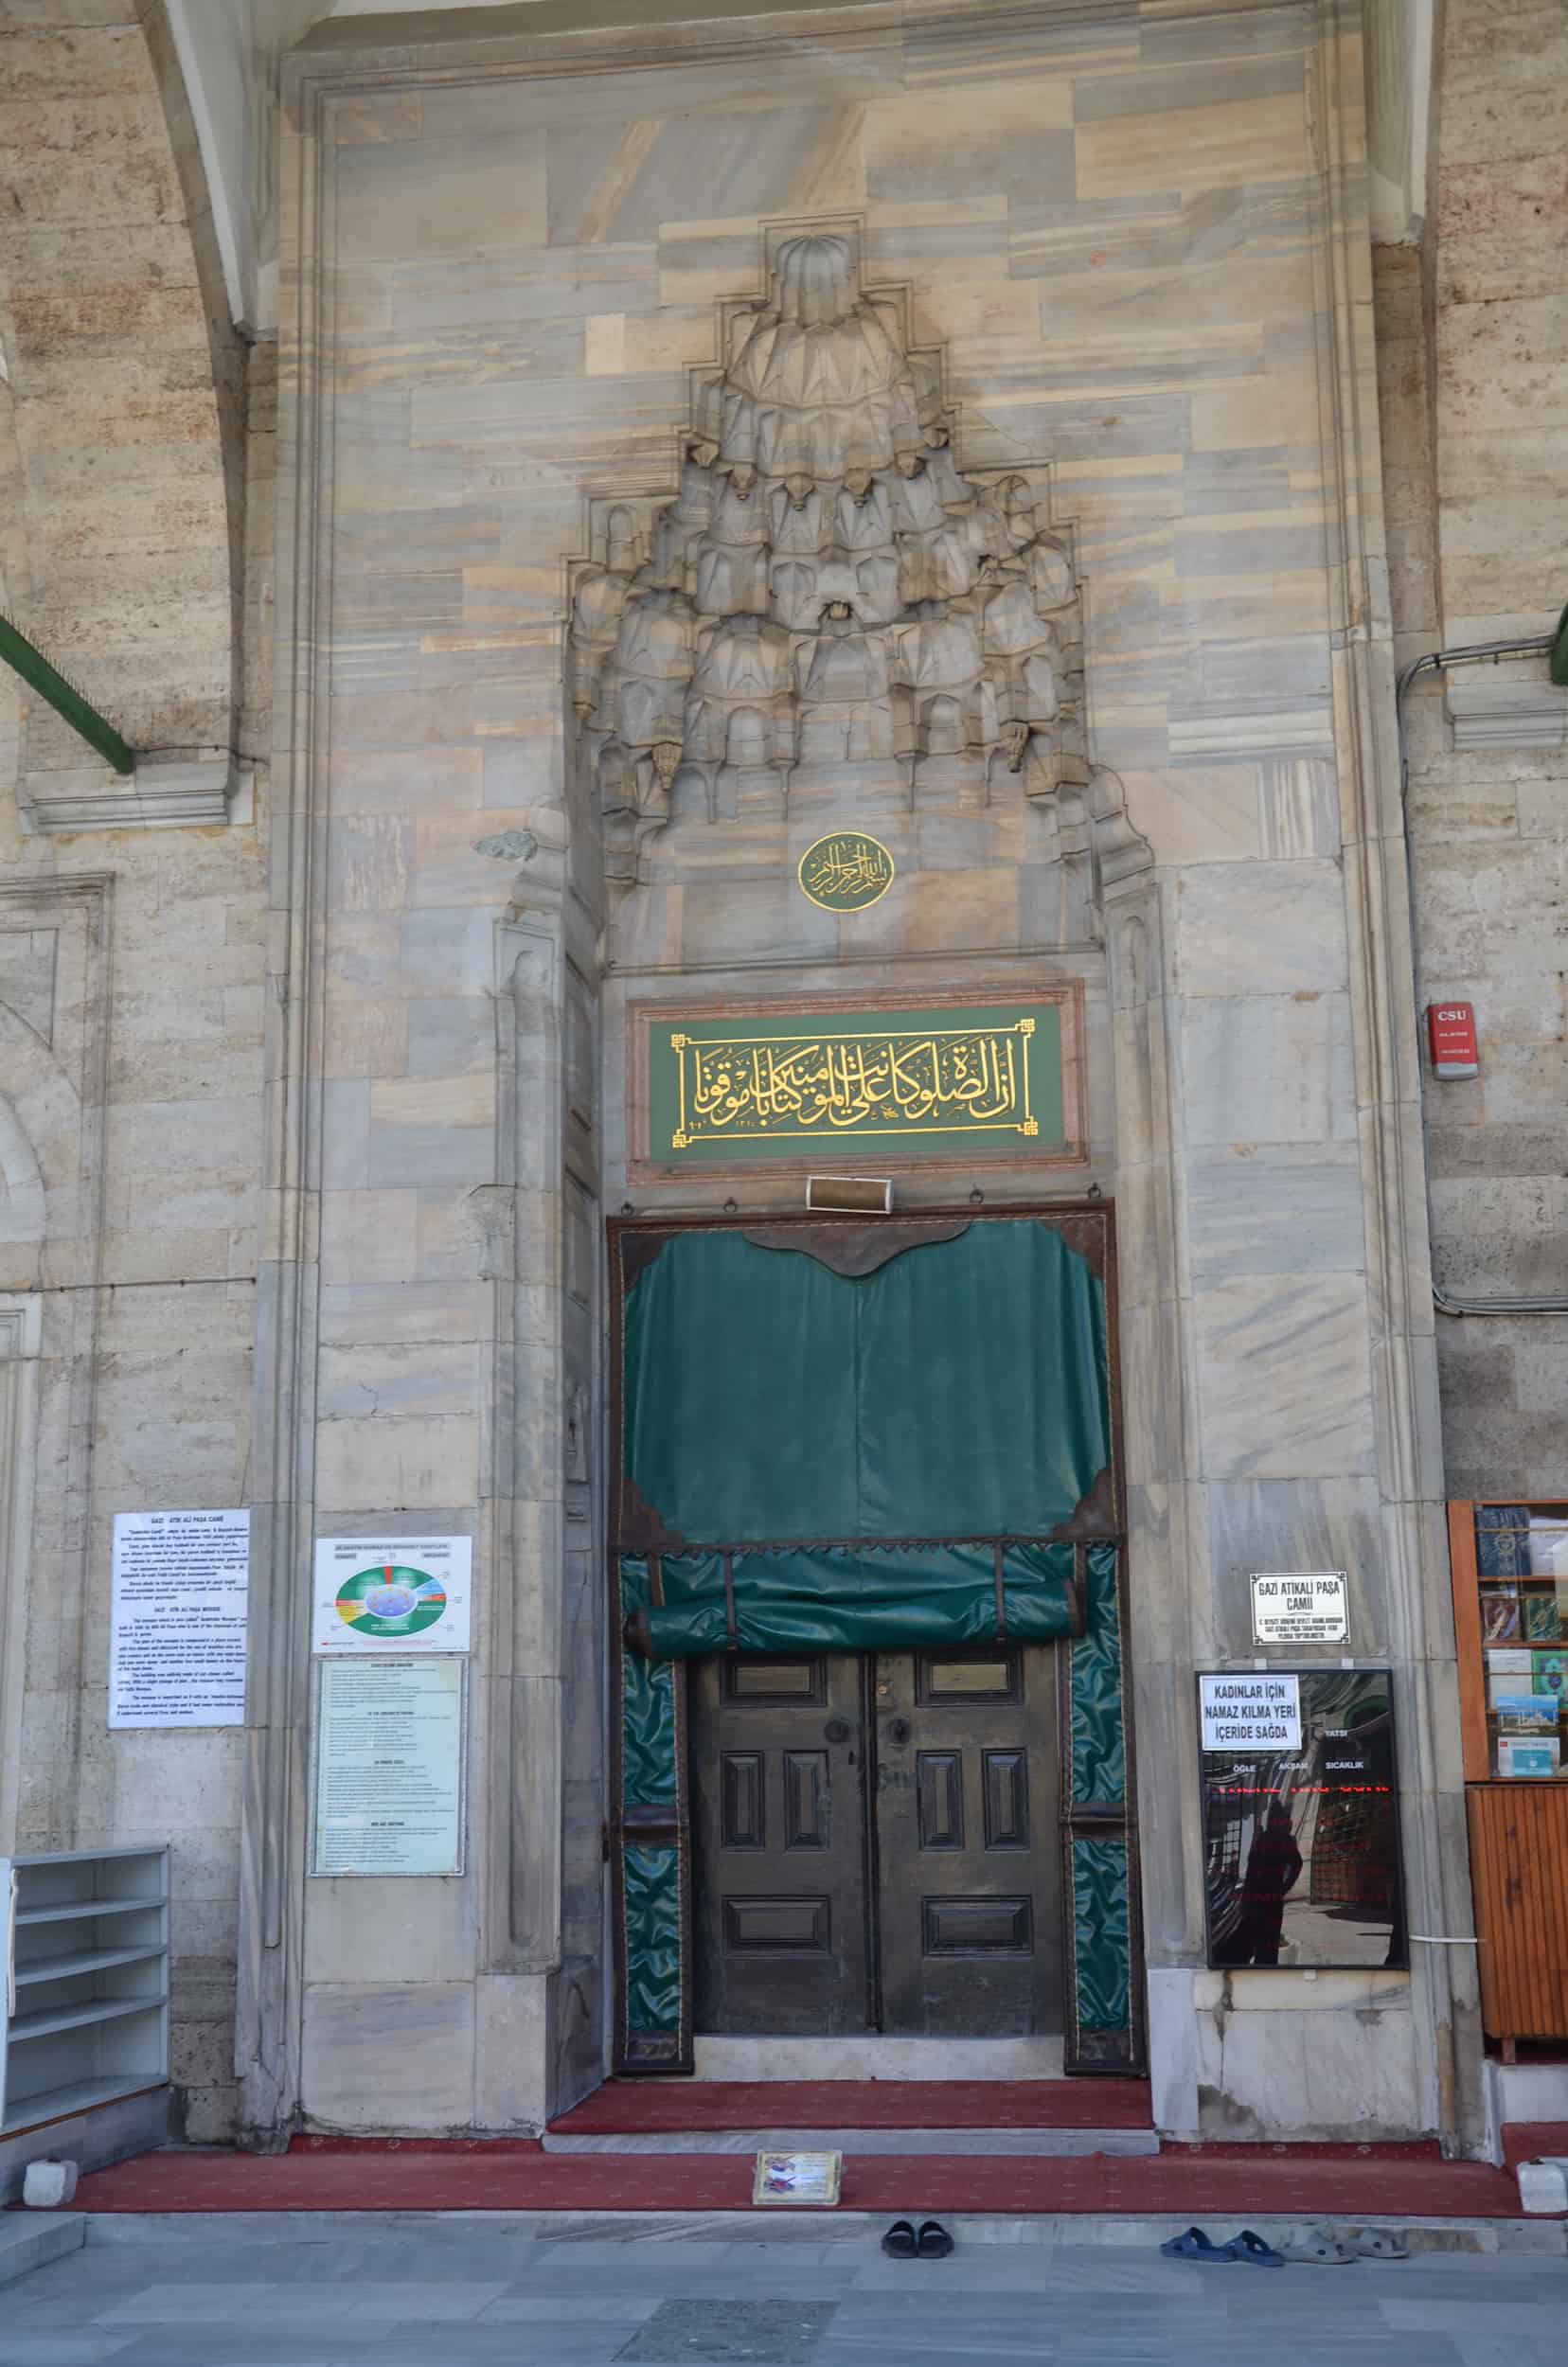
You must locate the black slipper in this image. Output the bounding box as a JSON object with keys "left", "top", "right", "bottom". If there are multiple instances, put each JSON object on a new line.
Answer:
{"left": 882, "top": 2219, "right": 918, "bottom": 2258}
{"left": 916, "top": 2218, "right": 953, "bottom": 2258}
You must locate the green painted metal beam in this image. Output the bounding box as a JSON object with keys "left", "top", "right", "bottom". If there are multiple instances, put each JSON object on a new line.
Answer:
{"left": 0, "top": 611, "right": 134, "bottom": 774}
{"left": 1552, "top": 599, "right": 1568, "bottom": 688}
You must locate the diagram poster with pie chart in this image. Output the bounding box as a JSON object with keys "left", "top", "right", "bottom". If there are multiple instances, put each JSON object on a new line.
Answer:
{"left": 312, "top": 1535, "right": 472, "bottom": 1653}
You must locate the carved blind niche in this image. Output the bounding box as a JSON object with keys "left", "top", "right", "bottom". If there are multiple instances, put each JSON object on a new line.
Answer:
{"left": 566, "top": 224, "right": 1095, "bottom": 894}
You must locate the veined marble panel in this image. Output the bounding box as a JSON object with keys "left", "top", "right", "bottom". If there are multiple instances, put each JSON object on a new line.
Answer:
{"left": 1174, "top": 860, "right": 1350, "bottom": 996}
{"left": 1179, "top": 993, "right": 1356, "bottom": 1147}
{"left": 1185, "top": 1144, "right": 1366, "bottom": 1279}
{"left": 300, "top": 1983, "right": 474, "bottom": 2132}
{"left": 1193, "top": 1273, "right": 1378, "bottom": 1481}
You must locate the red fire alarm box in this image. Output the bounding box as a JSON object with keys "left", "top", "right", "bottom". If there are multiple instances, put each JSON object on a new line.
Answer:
{"left": 1427, "top": 1001, "right": 1480, "bottom": 1080}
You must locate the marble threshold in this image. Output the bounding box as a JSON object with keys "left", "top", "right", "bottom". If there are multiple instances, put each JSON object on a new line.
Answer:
{"left": 692, "top": 2038, "right": 1065, "bottom": 2080}
{"left": 540, "top": 2126, "right": 1160, "bottom": 2156}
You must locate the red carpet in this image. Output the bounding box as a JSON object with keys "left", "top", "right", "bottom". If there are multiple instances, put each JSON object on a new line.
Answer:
{"left": 58, "top": 2136, "right": 1547, "bottom": 2218}
{"left": 547, "top": 2078, "right": 1153, "bottom": 2134}
{"left": 1504, "top": 2121, "right": 1568, "bottom": 2172}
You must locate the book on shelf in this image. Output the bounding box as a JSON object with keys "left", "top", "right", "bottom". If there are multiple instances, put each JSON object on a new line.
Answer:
{"left": 1493, "top": 1693, "right": 1560, "bottom": 1736}
{"left": 1481, "top": 1591, "right": 1523, "bottom": 1643}
{"left": 1534, "top": 1650, "right": 1567, "bottom": 1700}
{"left": 1523, "top": 1591, "right": 1564, "bottom": 1643}
{"left": 1497, "top": 1735, "right": 1561, "bottom": 1779}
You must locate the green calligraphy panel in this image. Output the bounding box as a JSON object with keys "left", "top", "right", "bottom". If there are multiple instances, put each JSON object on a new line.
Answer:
{"left": 639, "top": 997, "right": 1069, "bottom": 1167}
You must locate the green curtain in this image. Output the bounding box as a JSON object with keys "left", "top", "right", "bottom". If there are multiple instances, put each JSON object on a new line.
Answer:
{"left": 1070, "top": 1541, "right": 1125, "bottom": 1804}
{"left": 619, "top": 1558, "right": 677, "bottom": 1802}
{"left": 622, "top": 1845, "right": 682, "bottom": 2034}
{"left": 629, "top": 1541, "right": 1084, "bottom": 1661}
{"left": 1072, "top": 1836, "right": 1131, "bottom": 2030}
{"left": 622, "top": 1222, "right": 1110, "bottom": 1545}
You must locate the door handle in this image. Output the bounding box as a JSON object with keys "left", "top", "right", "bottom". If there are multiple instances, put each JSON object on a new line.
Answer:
{"left": 884, "top": 1716, "right": 911, "bottom": 1746}
{"left": 824, "top": 1717, "right": 851, "bottom": 1745}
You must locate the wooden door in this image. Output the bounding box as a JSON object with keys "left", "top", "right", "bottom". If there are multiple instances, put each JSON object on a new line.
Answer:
{"left": 691, "top": 1644, "right": 1061, "bottom": 2037}
{"left": 873, "top": 1645, "right": 1063, "bottom": 2037}
{"left": 689, "top": 1652, "right": 872, "bottom": 2035}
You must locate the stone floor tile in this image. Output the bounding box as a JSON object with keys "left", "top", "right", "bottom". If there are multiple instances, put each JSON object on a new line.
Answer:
{"left": 1449, "top": 2341, "right": 1563, "bottom": 2367}
{"left": 503, "top": 2267, "right": 864, "bottom": 2303}
{"left": 250, "top": 2280, "right": 510, "bottom": 2323}
{"left": 102, "top": 2342, "right": 343, "bottom": 2367}
{"left": 812, "top": 2334, "right": 1052, "bottom": 2365}
{"left": 614, "top": 2298, "right": 837, "bottom": 2363}
{"left": 94, "top": 2283, "right": 276, "bottom": 2323}
{"left": 326, "top": 2333, "right": 632, "bottom": 2366}
{"left": 0, "top": 2340, "right": 142, "bottom": 2367}
{"left": 1385, "top": 2297, "right": 1566, "bottom": 2325}
{"left": 475, "top": 2294, "right": 661, "bottom": 2322}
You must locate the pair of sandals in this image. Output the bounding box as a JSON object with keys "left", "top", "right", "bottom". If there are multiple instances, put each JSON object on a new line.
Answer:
{"left": 1277, "top": 2224, "right": 1410, "bottom": 2265}
{"left": 882, "top": 2216, "right": 954, "bottom": 2259}
{"left": 1162, "top": 2227, "right": 1285, "bottom": 2266}
{"left": 1163, "top": 2224, "right": 1409, "bottom": 2267}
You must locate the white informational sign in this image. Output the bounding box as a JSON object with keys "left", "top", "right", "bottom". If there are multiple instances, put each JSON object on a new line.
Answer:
{"left": 311, "top": 1655, "right": 467, "bottom": 1877}
{"left": 1200, "top": 1671, "right": 1302, "bottom": 1753}
{"left": 1249, "top": 1571, "right": 1348, "bottom": 1646}
{"left": 109, "top": 1508, "right": 250, "bottom": 1729}
{"left": 753, "top": 2151, "right": 843, "bottom": 2206}
{"left": 312, "top": 1535, "right": 472, "bottom": 1653}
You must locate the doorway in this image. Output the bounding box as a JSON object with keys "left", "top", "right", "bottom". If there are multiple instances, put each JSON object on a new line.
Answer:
{"left": 690, "top": 1644, "right": 1062, "bottom": 2038}
{"left": 609, "top": 1209, "right": 1139, "bottom": 2076}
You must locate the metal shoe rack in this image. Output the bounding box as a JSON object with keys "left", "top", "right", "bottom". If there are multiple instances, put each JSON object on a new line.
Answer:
{"left": 1, "top": 1845, "right": 169, "bottom": 2138}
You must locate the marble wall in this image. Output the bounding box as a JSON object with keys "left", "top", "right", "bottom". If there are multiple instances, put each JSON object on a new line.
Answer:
{"left": 1392, "top": 0, "right": 1568, "bottom": 1493}
{"left": 0, "top": 362, "right": 275, "bottom": 2162}
{"left": 244, "top": 0, "right": 1477, "bottom": 2149}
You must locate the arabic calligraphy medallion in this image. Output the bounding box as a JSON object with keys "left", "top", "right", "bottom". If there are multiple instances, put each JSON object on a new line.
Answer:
{"left": 797, "top": 830, "right": 896, "bottom": 914}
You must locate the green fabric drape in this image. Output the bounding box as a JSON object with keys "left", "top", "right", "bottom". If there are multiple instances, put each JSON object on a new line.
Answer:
{"left": 1072, "top": 1836, "right": 1131, "bottom": 2029}
{"left": 632, "top": 1542, "right": 1084, "bottom": 1661}
{"left": 622, "top": 1844, "right": 682, "bottom": 2034}
{"left": 1066, "top": 1542, "right": 1132, "bottom": 2053}
{"left": 1070, "top": 1542, "right": 1125, "bottom": 1804}
{"left": 619, "top": 1559, "right": 678, "bottom": 1803}
{"left": 623, "top": 1222, "right": 1110, "bottom": 1545}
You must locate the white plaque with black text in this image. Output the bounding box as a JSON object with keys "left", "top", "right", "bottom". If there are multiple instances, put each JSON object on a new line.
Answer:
{"left": 1250, "top": 1572, "right": 1348, "bottom": 1646}
{"left": 310, "top": 1655, "right": 467, "bottom": 1878}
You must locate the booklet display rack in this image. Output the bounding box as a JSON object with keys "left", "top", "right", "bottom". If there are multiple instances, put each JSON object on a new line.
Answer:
{"left": 1448, "top": 1504, "right": 1568, "bottom": 2055}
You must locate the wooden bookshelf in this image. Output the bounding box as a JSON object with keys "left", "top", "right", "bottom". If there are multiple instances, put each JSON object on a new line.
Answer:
{"left": 1448, "top": 1501, "right": 1568, "bottom": 2052}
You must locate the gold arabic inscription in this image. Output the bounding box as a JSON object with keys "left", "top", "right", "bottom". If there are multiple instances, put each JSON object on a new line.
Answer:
{"left": 796, "top": 831, "right": 896, "bottom": 913}
{"left": 668, "top": 1020, "right": 1038, "bottom": 1148}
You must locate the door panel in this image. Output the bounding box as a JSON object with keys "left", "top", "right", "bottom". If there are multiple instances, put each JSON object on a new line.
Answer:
{"left": 875, "top": 1646, "right": 1063, "bottom": 2037}
{"left": 690, "top": 1654, "right": 871, "bottom": 2035}
{"left": 691, "top": 1646, "right": 1061, "bottom": 2037}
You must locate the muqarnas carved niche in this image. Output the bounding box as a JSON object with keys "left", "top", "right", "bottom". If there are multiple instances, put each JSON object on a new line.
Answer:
{"left": 568, "top": 230, "right": 1089, "bottom": 887}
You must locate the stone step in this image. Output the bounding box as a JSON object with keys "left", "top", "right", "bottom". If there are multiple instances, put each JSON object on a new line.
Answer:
{"left": 542, "top": 2127, "right": 1160, "bottom": 2157}
{"left": 0, "top": 2211, "right": 85, "bottom": 2289}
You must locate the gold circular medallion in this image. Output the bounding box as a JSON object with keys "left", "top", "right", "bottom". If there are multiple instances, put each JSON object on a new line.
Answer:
{"left": 797, "top": 830, "right": 896, "bottom": 914}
